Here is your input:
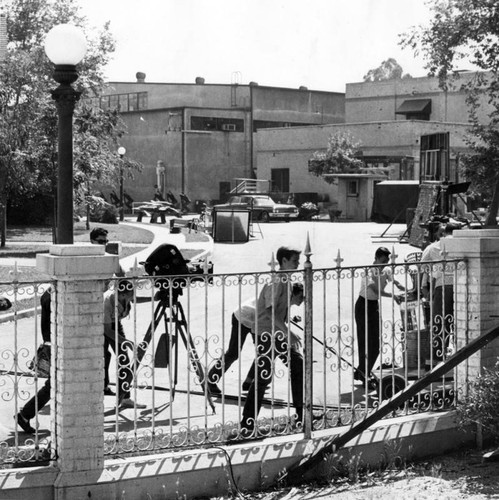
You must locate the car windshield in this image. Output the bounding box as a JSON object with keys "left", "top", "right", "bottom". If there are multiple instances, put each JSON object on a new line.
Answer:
{"left": 253, "top": 197, "right": 273, "bottom": 206}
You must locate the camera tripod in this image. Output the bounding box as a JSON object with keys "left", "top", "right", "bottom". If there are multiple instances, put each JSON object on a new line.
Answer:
{"left": 137, "top": 296, "right": 215, "bottom": 413}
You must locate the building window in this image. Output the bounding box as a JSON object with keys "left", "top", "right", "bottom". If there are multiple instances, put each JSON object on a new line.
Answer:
{"left": 119, "top": 94, "right": 129, "bottom": 111}
{"left": 347, "top": 180, "right": 359, "bottom": 197}
{"left": 191, "top": 116, "right": 244, "bottom": 132}
{"left": 400, "top": 157, "right": 415, "bottom": 180}
{"left": 253, "top": 120, "right": 314, "bottom": 131}
{"left": 219, "top": 181, "right": 231, "bottom": 202}
{"left": 97, "top": 92, "right": 148, "bottom": 112}
{"left": 271, "top": 168, "right": 290, "bottom": 193}
{"left": 420, "top": 132, "right": 449, "bottom": 181}
{"left": 395, "top": 99, "right": 432, "bottom": 121}
{"left": 137, "top": 92, "right": 147, "bottom": 110}
{"left": 109, "top": 95, "right": 119, "bottom": 109}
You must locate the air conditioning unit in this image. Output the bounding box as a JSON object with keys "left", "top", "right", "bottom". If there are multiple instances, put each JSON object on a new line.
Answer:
{"left": 221, "top": 123, "right": 236, "bottom": 132}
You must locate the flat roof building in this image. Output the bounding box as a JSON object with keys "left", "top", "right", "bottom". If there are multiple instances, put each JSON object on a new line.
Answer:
{"left": 95, "top": 74, "right": 345, "bottom": 205}
{"left": 255, "top": 72, "right": 492, "bottom": 221}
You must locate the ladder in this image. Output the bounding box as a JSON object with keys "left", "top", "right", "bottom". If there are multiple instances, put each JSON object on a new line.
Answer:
{"left": 249, "top": 216, "right": 263, "bottom": 239}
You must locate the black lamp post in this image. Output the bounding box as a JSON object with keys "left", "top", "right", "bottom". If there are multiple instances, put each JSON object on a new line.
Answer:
{"left": 44, "top": 24, "right": 87, "bottom": 244}
{"left": 117, "top": 146, "right": 126, "bottom": 222}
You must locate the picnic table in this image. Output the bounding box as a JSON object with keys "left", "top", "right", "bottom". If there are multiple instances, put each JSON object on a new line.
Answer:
{"left": 133, "top": 201, "right": 181, "bottom": 223}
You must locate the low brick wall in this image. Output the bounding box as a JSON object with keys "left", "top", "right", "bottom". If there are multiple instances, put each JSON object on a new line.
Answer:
{"left": 0, "top": 411, "right": 476, "bottom": 500}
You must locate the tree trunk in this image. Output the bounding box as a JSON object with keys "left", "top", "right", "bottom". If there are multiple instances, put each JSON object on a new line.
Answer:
{"left": 0, "top": 164, "right": 6, "bottom": 247}
{"left": 86, "top": 182, "right": 90, "bottom": 230}
{"left": 485, "top": 179, "right": 499, "bottom": 226}
{"left": 0, "top": 198, "right": 5, "bottom": 248}
{"left": 52, "top": 193, "right": 57, "bottom": 244}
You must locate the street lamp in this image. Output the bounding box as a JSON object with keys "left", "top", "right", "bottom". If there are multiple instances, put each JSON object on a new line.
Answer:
{"left": 44, "top": 24, "right": 87, "bottom": 244}
{"left": 117, "top": 146, "right": 126, "bottom": 222}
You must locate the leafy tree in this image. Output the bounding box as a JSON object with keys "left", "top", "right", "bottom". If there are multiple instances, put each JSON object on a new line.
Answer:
{"left": 363, "top": 58, "right": 412, "bottom": 82}
{"left": 0, "top": 0, "right": 140, "bottom": 245}
{"left": 402, "top": 0, "right": 499, "bottom": 225}
{"left": 308, "top": 132, "right": 364, "bottom": 184}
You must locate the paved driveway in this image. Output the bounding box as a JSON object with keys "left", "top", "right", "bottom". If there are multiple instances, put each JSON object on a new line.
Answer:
{"left": 0, "top": 221, "right": 413, "bottom": 450}
{"left": 209, "top": 221, "right": 411, "bottom": 273}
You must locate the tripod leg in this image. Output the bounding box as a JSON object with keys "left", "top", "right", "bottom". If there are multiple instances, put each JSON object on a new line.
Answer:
{"left": 137, "top": 301, "right": 166, "bottom": 363}
{"left": 171, "top": 307, "right": 180, "bottom": 400}
{"left": 175, "top": 303, "right": 216, "bottom": 414}
{"left": 143, "top": 300, "right": 179, "bottom": 401}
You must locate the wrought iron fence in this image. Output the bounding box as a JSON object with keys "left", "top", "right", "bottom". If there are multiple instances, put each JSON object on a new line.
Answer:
{"left": 0, "top": 254, "right": 467, "bottom": 465}
{"left": 0, "top": 275, "right": 55, "bottom": 466}
{"left": 101, "top": 255, "right": 466, "bottom": 456}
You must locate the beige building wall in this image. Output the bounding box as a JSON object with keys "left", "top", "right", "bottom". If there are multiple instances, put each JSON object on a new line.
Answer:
{"left": 346, "top": 72, "right": 494, "bottom": 124}
{"left": 99, "top": 77, "right": 346, "bottom": 205}
{"left": 252, "top": 86, "right": 345, "bottom": 125}
{"left": 119, "top": 107, "right": 250, "bottom": 204}
{"left": 256, "top": 121, "right": 471, "bottom": 220}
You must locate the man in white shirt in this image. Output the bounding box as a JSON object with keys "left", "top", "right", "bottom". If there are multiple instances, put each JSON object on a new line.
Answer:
{"left": 421, "top": 222, "right": 458, "bottom": 364}
{"left": 208, "top": 282, "right": 304, "bottom": 396}
{"left": 354, "top": 247, "right": 404, "bottom": 386}
{"left": 239, "top": 247, "right": 303, "bottom": 436}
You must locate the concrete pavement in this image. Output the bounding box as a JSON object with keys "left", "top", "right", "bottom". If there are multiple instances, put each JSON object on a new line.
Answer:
{"left": 210, "top": 220, "right": 412, "bottom": 274}
{"left": 0, "top": 220, "right": 412, "bottom": 452}
{"left": 0, "top": 218, "right": 409, "bottom": 274}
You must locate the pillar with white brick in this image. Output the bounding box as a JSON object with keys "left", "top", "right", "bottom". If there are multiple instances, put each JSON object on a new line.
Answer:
{"left": 443, "top": 229, "right": 499, "bottom": 387}
{"left": 37, "top": 245, "right": 118, "bottom": 497}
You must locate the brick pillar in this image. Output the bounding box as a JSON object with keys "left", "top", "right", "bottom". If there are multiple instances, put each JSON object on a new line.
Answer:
{"left": 443, "top": 229, "right": 499, "bottom": 387}
{"left": 37, "top": 245, "right": 118, "bottom": 498}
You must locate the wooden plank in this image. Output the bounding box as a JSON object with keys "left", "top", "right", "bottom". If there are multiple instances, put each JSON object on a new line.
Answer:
{"left": 408, "top": 183, "right": 440, "bottom": 248}
{"left": 284, "top": 323, "right": 499, "bottom": 484}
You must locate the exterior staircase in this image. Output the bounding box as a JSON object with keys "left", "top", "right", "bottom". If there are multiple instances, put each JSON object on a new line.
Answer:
{"left": 230, "top": 178, "right": 270, "bottom": 194}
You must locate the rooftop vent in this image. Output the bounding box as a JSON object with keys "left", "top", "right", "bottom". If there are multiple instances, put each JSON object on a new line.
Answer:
{"left": 136, "top": 72, "right": 146, "bottom": 83}
{"left": 195, "top": 76, "right": 205, "bottom": 85}
{"left": 299, "top": 86, "right": 308, "bottom": 90}
{"left": 249, "top": 81, "right": 259, "bottom": 86}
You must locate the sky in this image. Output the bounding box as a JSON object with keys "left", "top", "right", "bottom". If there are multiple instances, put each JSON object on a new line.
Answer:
{"left": 79, "top": 0, "right": 435, "bottom": 93}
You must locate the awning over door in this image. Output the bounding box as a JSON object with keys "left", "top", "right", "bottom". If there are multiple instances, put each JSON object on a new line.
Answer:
{"left": 395, "top": 99, "right": 432, "bottom": 115}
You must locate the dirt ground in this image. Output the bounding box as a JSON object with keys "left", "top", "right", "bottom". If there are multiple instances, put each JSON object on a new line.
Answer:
{"left": 232, "top": 447, "right": 499, "bottom": 500}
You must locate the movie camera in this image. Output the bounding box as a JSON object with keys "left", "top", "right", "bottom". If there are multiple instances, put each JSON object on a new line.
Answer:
{"left": 138, "top": 244, "right": 215, "bottom": 409}
{"left": 140, "top": 244, "right": 213, "bottom": 303}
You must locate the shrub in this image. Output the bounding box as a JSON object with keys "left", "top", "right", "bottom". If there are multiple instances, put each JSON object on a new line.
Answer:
{"left": 456, "top": 359, "right": 499, "bottom": 442}
{"left": 80, "top": 196, "right": 119, "bottom": 224}
{"left": 298, "top": 202, "right": 320, "bottom": 221}
{"left": 94, "top": 204, "right": 119, "bottom": 224}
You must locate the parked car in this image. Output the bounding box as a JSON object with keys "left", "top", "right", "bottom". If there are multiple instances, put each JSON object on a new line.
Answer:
{"left": 214, "top": 195, "right": 299, "bottom": 222}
